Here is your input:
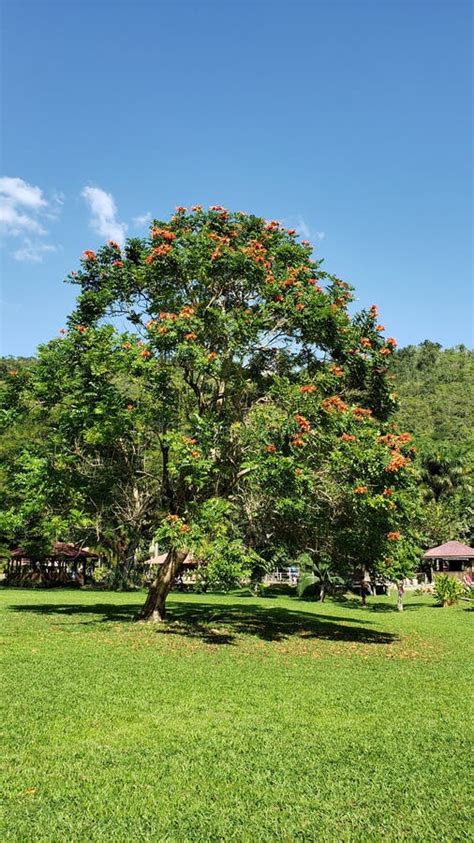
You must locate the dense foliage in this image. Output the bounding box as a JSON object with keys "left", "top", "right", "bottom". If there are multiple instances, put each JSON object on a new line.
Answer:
{"left": 390, "top": 342, "right": 473, "bottom": 546}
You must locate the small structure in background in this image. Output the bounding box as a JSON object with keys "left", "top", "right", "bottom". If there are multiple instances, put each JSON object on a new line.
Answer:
{"left": 423, "top": 540, "right": 474, "bottom": 581}
{"left": 4, "top": 542, "right": 99, "bottom": 587}
{"left": 143, "top": 551, "right": 199, "bottom": 587}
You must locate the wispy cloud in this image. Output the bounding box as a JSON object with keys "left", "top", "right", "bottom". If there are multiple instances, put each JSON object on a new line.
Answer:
{"left": 0, "top": 176, "right": 60, "bottom": 261}
{"left": 13, "top": 240, "right": 58, "bottom": 263}
{"left": 82, "top": 185, "right": 127, "bottom": 246}
{"left": 282, "top": 214, "right": 325, "bottom": 244}
{"left": 133, "top": 211, "right": 152, "bottom": 228}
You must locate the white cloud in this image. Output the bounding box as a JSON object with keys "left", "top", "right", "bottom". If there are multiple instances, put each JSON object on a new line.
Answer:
{"left": 0, "top": 176, "right": 50, "bottom": 236}
{"left": 0, "top": 176, "right": 47, "bottom": 210}
{"left": 13, "top": 239, "right": 58, "bottom": 263}
{"left": 0, "top": 176, "right": 61, "bottom": 261}
{"left": 133, "top": 211, "right": 152, "bottom": 228}
{"left": 82, "top": 185, "right": 127, "bottom": 245}
{"left": 0, "top": 202, "right": 46, "bottom": 235}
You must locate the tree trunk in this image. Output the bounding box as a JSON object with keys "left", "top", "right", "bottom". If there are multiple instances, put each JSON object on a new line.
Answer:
{"left": 319, "top": 584, "right": 325, "bottom": 602}
{"left": 397, "top": 582, "right": 404, "bottom": 612}
{"left": 138, "top": 549, "right": 187, "bottom": 621}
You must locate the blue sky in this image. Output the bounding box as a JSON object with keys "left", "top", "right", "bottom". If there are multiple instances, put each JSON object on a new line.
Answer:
{"left": 1, "top": 0, "right": 472, "bottom": 356}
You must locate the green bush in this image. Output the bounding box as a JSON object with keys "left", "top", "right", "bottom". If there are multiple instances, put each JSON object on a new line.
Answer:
{"left": 433, "top": 573, "right": 464, "bottom": 606}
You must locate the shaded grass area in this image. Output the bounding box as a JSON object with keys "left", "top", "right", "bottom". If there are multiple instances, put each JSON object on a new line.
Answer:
{"left": 2, "top": 588, "right": 473, "bottom": 841}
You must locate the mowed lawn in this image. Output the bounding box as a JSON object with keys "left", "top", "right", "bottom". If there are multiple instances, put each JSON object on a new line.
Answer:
{"left": 1, "top": 588, "right": 472, "bottom": 842}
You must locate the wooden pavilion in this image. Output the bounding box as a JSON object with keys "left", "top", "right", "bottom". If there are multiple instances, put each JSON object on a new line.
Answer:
{"left": 423, "top": 540, "right": 474, "bottom": 581}
{"left": 5, "top": 542, "right": 99, "bottom": 587}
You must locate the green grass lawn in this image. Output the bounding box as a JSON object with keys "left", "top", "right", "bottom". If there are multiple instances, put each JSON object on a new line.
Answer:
{"left": 1, "top": 587, "right": 472, "bottom": 842}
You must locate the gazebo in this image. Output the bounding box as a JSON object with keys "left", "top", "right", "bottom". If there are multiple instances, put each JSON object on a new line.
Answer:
{"left": 423, "top": 540, "right": 474, "bottom": 581}
{"left": 5, "top": 542, "right": 99, "bottom": 587}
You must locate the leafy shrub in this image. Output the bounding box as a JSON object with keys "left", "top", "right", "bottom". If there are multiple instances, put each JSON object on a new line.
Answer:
{"left": 462, "top": 574, "right": 474, "bottom": 608}
{"left": 434, "top": 573, "right": 464, "bottom": 606}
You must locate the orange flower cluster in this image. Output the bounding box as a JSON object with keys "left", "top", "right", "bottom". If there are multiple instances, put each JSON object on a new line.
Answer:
{"left": 295, "top": 468, "right": 302, "bottom": 476}
{"left": 308, "top": 278, "right": 322, "bottom": 291}
{"left": 329, "top": 364, "right": 344, "bottom": 377}
{"left": 185, "top": 332, "right": 197, "bottom": 341}
{"left": 140, "top": 349, "right": 152, "bottom": 359}
{"left": 378, "top": 432, "right": 412, "bottom": 448}
{"left": 295, "top": 303, "right": 305, "bottom": 311}
{"left": 83, "top": 250, "right": 96, "bottom": 261}
{"left": 274, "top": 294, "right": 284, "bottom": 303}
{"left": 387, "top": 531, "right": 401, "bottom": 541}
{"left": 8, "top": 369, "right": 18, "bottom": 376}
{"left": 383, "top": 488, "right": 394, "bottom": 497}
{"left": 108, "top": 240, "right": 121, "bottom": 249}
{"left": 369, "top": 304, "right": 378, "bottom": 318}
{"left": 376, "top": 324, "right": 385, "bottom": 332}
{"left": 300, "top": 384, "right": 317, "bottom": 394}
{"left": 354, "top": 486, "right": 368, "bottom": 494}
{"left": 151, "top": 228, "right": 176, "bottom": 241}
{"left": 243, "top": 239, "right": 270, "bottom": 269}
{"left": 166, "top": 514, "right": 180, "bottom": 522}
{"left": 175, "top": 206, "right": 187, "bottom": 213}
{"left": 265, "top": 220, "right": 280, "bottom": 231}
{"left": 126, "top": 404, "right": 134, "bottom": 411}
{"left": 210, "top": 205, "right": 226, "bottom": 212}
{"left": 295, "top": 414, "right": 311, "bottom": 432}
{"left": 353, "top": 407, "right": 372, "bottom": 419}
{"left": 146, "top": 319, "right": 157, "bottom": 330}
{"left": 191, "top": 449, "right": 201, "bottom": 458}
{"left": 380, "top": 347, "right": 391, "bottom": 356}
{"left": 360, "top": 337, "right": 372, "bottom": 349}
{"left": 266, "top": 444, "right": 277, "bottom": 453}
{"left": 145, "top": 244, "right": 172, "bottom": 264}
{"left": 122, "top": 342, "right": 132, "bottom": 350}
{"left": 322, "top": 396, "right": 348, "bottom": 413}
{"left": 59, "top": 328, "right": 67, "bottom": 335}
{"left": 386, "top": 337, "right": 397, "bottom": 347}
{"left": 179, "top": 305, "right": 195, "bottom": 318}
{"left": 158, "top": 326, "right": 169, "bottom": 335}
{"left": 113, "top": 260, "right": 124, "bottom": 268}
{"left": 291, "top": 437, "right": 306, "bottom": 447}
{"left": 76, "top": 325, "right": 87, "bottom": 334}
{"left": 191, "top": 204, "right": 203, "bottom": 212}
{"left": 160, "top": 312, "right": 177, "bottom": 321}
{"left": 183, "top": 436, "right": 197, "bottom": 445}
{"left": 340, "top": 433, "right": 356, "bottom": 442}
{"left": 207, "top": 351, "right": 218, "bottom": 361}
{"left": 208, "top": 232, "right": 230, "bottom": 246}
{"left": 385, "top": 453, "right": 409, "bottom": 472}
{"left": 180, "top": 524, "right": 191, "bottom": 533}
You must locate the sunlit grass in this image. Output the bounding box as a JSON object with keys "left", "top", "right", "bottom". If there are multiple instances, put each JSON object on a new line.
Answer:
{"left": 2, "top": 588, "right": 472, "bottom": 841}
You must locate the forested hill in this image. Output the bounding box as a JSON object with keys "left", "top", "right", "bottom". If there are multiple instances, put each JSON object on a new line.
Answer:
{"left": 390, "top": 341, "right": 474, "bottom": 455}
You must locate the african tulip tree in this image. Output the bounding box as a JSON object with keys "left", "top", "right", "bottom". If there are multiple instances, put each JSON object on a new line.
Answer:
{"left": 66, "top": 206, "right": 409, "bottom": 619}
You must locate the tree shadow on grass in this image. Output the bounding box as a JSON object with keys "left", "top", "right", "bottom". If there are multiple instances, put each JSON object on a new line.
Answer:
{"left": 9, "top": 602, "right": 139, "bottom": 624}
{"left": 9, "top": 599, "right": 398, "bottom": 646}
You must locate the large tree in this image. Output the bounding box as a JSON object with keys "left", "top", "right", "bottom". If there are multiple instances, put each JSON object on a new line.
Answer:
{"left": 60, "top": 206, "right": 416, "bottom": 618}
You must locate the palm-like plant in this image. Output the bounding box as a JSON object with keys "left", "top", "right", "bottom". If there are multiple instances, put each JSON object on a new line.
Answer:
{"left": 296, "top": 553, "right": 345, "bottom": 602}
